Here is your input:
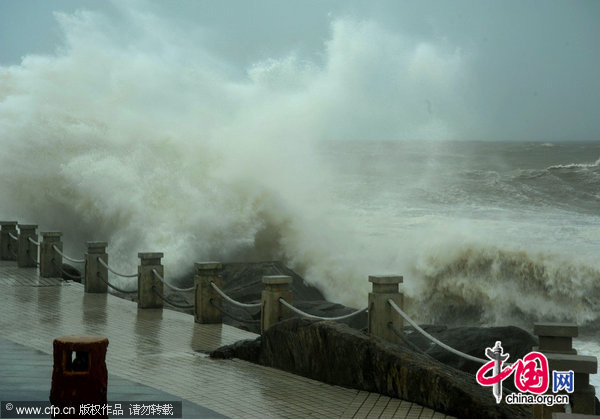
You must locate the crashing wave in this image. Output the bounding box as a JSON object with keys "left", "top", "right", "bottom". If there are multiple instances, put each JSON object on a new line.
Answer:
{"left": 547, "top": 157, "right": 600, "bottom": 170}
{"left": 410, "top": 245, "right": 600, "bottom": 329}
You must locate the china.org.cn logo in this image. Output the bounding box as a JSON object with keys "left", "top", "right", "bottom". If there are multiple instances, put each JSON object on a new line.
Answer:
{"left": 475, "top": 341, "right": 573, "bottom": 406}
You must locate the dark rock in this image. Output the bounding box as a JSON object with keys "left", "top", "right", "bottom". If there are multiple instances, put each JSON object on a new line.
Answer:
{"left": 212, "top": 318, "right": 530, "bottom": 419}
{"left": 61, "top": 264, "right": 82, "bottom": 283}
{"left": 221, "top": 261, "right": 325, "bottom": 303}
{"left": 210, "top": 338, "right": 261, "bottom": 362}
{"left": 156, "top": 261, "right": 298, "bottom": 324}
{"left": 408, "top": 326, "right": 537, "bottom": 374}
{"left": 206, "top": 261, "right": 348, "bottom": 334}
{"left": 292, "top": 299, "right": 368, "bottom": 330}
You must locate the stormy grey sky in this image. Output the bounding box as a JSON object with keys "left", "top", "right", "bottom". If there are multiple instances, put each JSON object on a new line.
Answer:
{"left": 1, "top": 0, "right": 599, "bottom": 141}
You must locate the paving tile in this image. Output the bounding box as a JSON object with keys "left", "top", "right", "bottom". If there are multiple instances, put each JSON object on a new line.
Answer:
{"left": 380, "top": 398, "right": 402, "bottom": 418}
{"left": 419, "top": 407, "right": 436, "bottom": 418}
{"left": 406, "top": 403, "right": 424, "bottom": 418}
{"left": 353, "top": 393, "right": 381, "bottom": 417}
{"left": 366, "top": 394, "right": 392, "bottom": 418}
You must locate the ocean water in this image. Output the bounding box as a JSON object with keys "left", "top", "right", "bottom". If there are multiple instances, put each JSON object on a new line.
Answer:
{"left": 318, "top": 140, "right": 600, "bottom": 390}
{"left": 319, "top": 140, "right": 600, "bottom": 328}
{"left": 0, "top": 5, "right": 598, "bottom": 392}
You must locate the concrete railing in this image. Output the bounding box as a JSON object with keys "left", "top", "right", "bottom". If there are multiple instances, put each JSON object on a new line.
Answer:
{"left": 1, "top": 220, "right": 597, "bottom": 417}
{"left": 533, "top": 323, "right": 598, "bottom": 418}
{"left": 0, "top": 221, "right": 18, "bottom": 261}
{"left": 0, "top": 221, "right": 396, "bottom": 337}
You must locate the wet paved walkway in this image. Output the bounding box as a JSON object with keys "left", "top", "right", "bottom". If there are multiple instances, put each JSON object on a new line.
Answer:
{"left": 0, "top": 261, "right": 454, "bottom": 418}
{"left": 0, "top": 336, "right": 225, "bottom": 417}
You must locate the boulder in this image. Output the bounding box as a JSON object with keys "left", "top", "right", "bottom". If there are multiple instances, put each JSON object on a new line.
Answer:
{"left": 406, "top": 325, "right": 538, "bottom": 374}
{"left": 61, "top": 263, "right": 82, "bottom": 283}
{"left": 211, "top": 338, "right": 261, "bottom": 362}
{"left": 208, "top": 261, "right": 366, "bottom": 333}
{"left": 222, "top": 261, "right": 325, "bottom": 302}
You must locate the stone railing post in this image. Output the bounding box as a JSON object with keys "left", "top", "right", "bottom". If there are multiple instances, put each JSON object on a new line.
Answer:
{"left": 534, "top": 322, "right": 578, "bottom": 355}
{"left": 40, "top": 232, "right": 62, "bottom": 278}
{"left": 532, "top": 323, "right": 598, "bottom": 419}
{"left": 0, "top": 221, "right": 18, "bottom": 261}
{"left": 17, "top": 224, "right": 38, "bottom": 268}
{"left": 194, "top": 262, "right": 222, "bottom": 324}
{"left": 85, "top": 242, "right": 108, "bottom": 293}
{"left": 137, "top": 252, "right": 162, "bottom": 309}
{"left": 261, "top": 275, "right": 293, "bottom": 333}
{"left": 368, "top": 275, "right": 404, "bottom": 345}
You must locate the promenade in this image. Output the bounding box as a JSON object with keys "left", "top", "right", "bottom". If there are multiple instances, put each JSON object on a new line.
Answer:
{"left": 0, "top": 261, "right": 453, "bottom": 418}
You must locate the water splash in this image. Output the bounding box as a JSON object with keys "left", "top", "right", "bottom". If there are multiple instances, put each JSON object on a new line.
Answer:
{"left": 0, "top": 6, "right": 467, "bottom": 295}
{"left": 411, "top": 245, "right": 600, "bottom": 328}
